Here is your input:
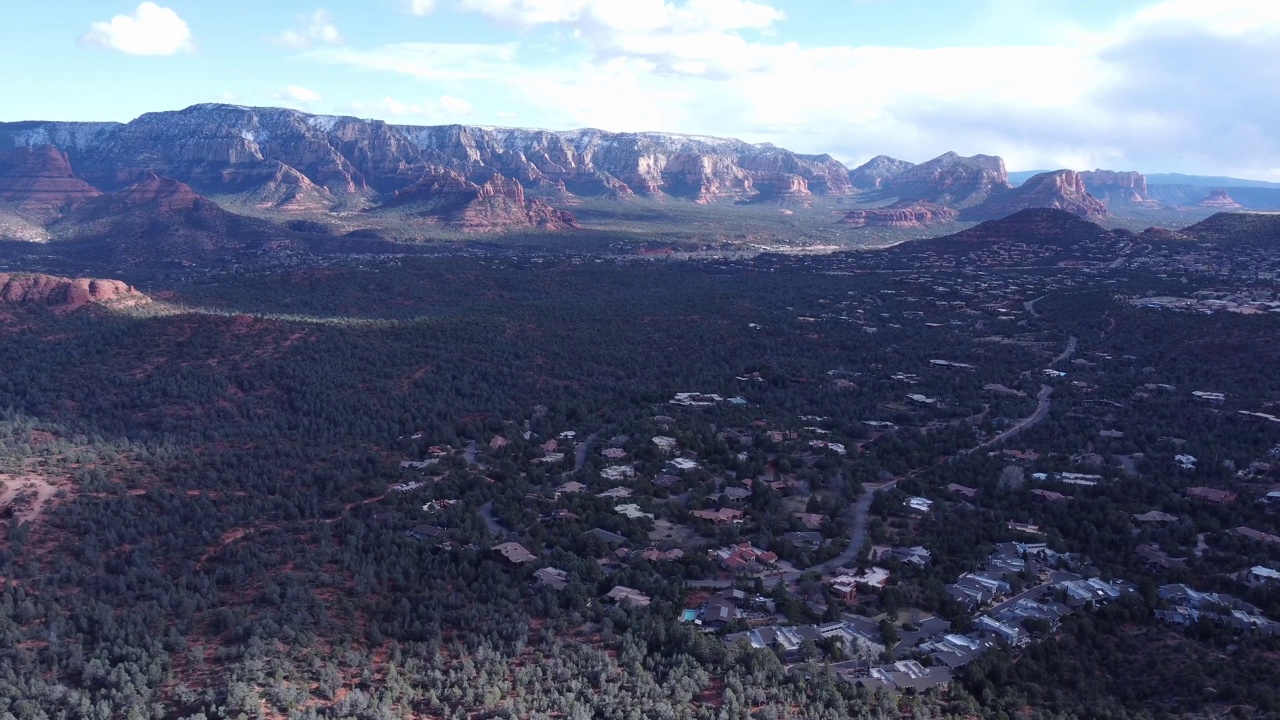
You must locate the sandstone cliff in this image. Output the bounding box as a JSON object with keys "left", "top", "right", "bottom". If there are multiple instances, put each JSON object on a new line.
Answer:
{"left": 839, "top": 202, "right": 958, "bottom": 228}
{"left": 384, "top": 168, "right": 579, "bottom": 232}
{"left": 1199, "top": 189, "right": 1242, "bottom": 208}
{"left": 0, "top": 105, "right": 851, "bottom": 212}
{"left": 848, "top": 155, "right": 915, "bottom": 190}
{"left": 879, "top": 152, "right": 1011, "bottom": 208}
{"left": 54, "top": 174, "right": 301, "bottom": 262}
{"left": 0, "top": 145, "right": 102, "bottom": 214}
{"left": 0, "top": 272, "right": 150, "bottom": 312}
{"left": 964, "top": 170, "right": 1108, "bottom": 221}
{"left": 1079, "top": 169, "right": 1153, "bottom": 205}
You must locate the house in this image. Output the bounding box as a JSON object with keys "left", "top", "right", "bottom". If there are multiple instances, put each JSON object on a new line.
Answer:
{"left": 1003, "top": 449, "right": 1041, "bottom": 461}
{"left": 794, "top": 512, "right": 825, "bottom": 530}
{"left": 975, "top": 615, "right": 1022, "bottom": 646}
{"left": 407, "top": 524, "right": 449, "bottom": 542}
{"left": 855, "top": 660, "right": 952, "bottom": 694}
{"left": 923, "top": 634, "right": 995, "bottom": 668}
{"left": 712, "top": 543, "right": 778, "bottom": 572}
{"left": 422, "top": 499, "right": 458, "bottom": 513}
{"left": 533, "top": 452, "right": 566, "bottom": 464}
{"left": 587, "top": 528, "right": 629, "bottom": 546}
{"left": 551, "top": 509, "right": 581, "bottom": 521}
{"left": 1031, "top": 489, "right": 1069, "bottom": 502}
{"left": 400, "top": 460, "right": 439, "bottom": 471}
{"left": 1136, "top": 544, "right": 1187, "bottom": 571}
{"left": 948, "top": 573, "right": 1010, "bottom": 609}
{"left": 534, "top": 567, "right": 570, "bottom": 590}
{"left": 948, "top": 483, "right": 979, "bottom": 498}
{"left": 1007, "top": 521, "right": 1044, "bottom": 535}
{"left": 641, "top": 547, "right": 685, "bottom": 562}
{"left": 905, "top": 394, "right": 939, "bottom": 405}
{"left": 598, "top": 486, "right": 633, "bottom": 499}
{"left": 783, "top": 531, "right": 824, "bottom": 550}
{"left": 614, "top": 504, "right": 653, "bottom": 520}
{"left": 651, "top": 436, "right": 678, "bottom": 453}
{"left": 605, "top": 586, "right": 652, "bottom": 608}
{"left": 541, "top": 439, "right": 559, "bottom": 453}
{"left": 891, "top": 546, "right": 932, "bottom": 567}
{"left": 831, "top": 566, "right": 891, "bottom": 589}
{"left": 701, "top": 588, "right": 747, "bottom": 627}
{"left": 1232, "top": 526, "right": 1280, "bottom": 545}
{"left": 1249, "top": 566, "right": 1280, "bottom": 585}
{"left": 692, "top": 508, "right": 744, "bottom": 525}
{"left": 666, "top": 458, "right": 701, "bottom": 473}
{"left": 601, "top": 447, "right": 628, "bottom": 460}
{"left": 489, "top": 435, "right": 511, "bottom": 450}
{"left": 556, "top": 480, "right": 587, "bottom": 497}
{"left": 600, "top": 465, "right": 637, "bottom": 482}
{"left": 1175, "top": 454, "right": 1197, "bottom": 469}
{"left": 905, "top": 496, "right": 934, "bottom": 514}
{"left": 829, "top": 576, "right": 858, "bottom": 601}
{"left": 1132, "top": 510, "right": 1178, "bottom": 523}
{"left": 1187, "top": 486, "right": 1237, "bottom": 504}
{"left": 1057, "top": 578, "right": 1123, "bottom": 606}
{"left": 492, "top": 542, "right": 537, "bottom": 564}
{"left": 653, "top": 474, "right": 681, "bottom": 488}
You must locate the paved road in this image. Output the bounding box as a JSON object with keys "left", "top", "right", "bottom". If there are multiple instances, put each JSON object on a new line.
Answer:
{"left": 573, "top": 433, "right": 599, "bottom": 472}
{"left": 988, "top": 571, "right": 1081, "bottom": 616}
{"left": 477, "top": 500, "right": 512, "bottom": 537}
{"left": 771, "top": 480, "right": 898, "bottom": 586}
{"left": 1024, "top": 295, "right": 1046, "bottom": 318}
{"left": 968, "top": 384, "right": 1053, "bottom": 454}
{"left": 1049, "top": 336, "right": 1078, "bottom": 367}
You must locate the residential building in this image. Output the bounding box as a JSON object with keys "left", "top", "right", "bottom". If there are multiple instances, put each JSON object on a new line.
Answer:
{"left": 492, "top": 542, "right": 537, "bottom": 565}
{"left": 692, "top": 508, "right": 745, "bottom": 525}
{"left": 605, "top": 586, "right": 652, "bottom": 608}
{"left": 533, "top": 567, "right": 570, "bottom": 590}
{"left": 975, "top": 615, "right": 1022, "bottom": 646}
{"left": 1186, "top": 486, "right": 1237, "bottom": 504}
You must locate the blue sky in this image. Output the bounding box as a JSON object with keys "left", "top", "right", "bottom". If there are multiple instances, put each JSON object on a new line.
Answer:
{"left": 2, "top": 0, "right": 1278, "bottom": 179}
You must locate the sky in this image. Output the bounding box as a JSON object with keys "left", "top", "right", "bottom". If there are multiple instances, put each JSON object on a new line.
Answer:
{"left": 2, "top": 0, "right": 1278, "bottom": 179}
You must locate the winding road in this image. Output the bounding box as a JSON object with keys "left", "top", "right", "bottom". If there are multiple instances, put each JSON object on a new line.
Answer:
{"left": 968, "top": 384, "right": 1054, "bottom": 454}
{"left": 1049, "top": 336, "right": 1079, "bottom": 366}
{"left": 477, "top": 500, "right": 512, "bottom": 537}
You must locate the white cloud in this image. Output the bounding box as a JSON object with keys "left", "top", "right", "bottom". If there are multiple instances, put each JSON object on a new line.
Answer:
{"left": 348, "top": 95, "right": 476, "bottom": 122}
{"left": 307, "top": 42, "right": 520, "bottom": 81}
{"left": 439, "top": 95, "right": 473, "bottom": 114}
{"left": 456, "top": 0, "right": 783, "bottom": 77}
{"left": 274, "top": 9, "right": 342, "bottom": 49}
{"left": 406, "top": 0, "right": 437, "bottom": 15}
{"left": 308, "top": 0, "right": 1280, "bottom": 179}
{"left": 79, "top": 2, "right": 194, "bottom": 56}
{"left": 285, "top": 85, "right": 323, "bottom": 103}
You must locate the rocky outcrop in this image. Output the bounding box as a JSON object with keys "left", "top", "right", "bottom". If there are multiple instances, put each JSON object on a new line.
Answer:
{"left": 0, "top": 105, "right": 853, "bottom": 214}
{"left": 964, "top": 170, "right": 1108, "bottom": 221}
{"left": 99, "top": 173, "right": 202, "bottom": 213}
{"left": 1080, "top": 170, "right": 1154, "bottom": 205}
{"left": 747, "top": 172, "right": 813, "bottom": 204}
{"left": 0, "top": 145, "right": 102, "bottom": 212}
{"left": 880, "top": 152, "right": 1010, "bottom": 208}
{"left": 849, "top": 155, "right": 915, "bottom": 190}
{"left": 385, "top": 168, "right": 578, "bottom": 232}
{"left": 1199, "top": 189, "right": 1242, "bottom": 208}
{"left": 0, "top": 272, "right": 150, "bottom": 312}
{"left": 839, "top": 202, "right": 958, "bottom": 228}
{"left": 54, "top": 174, "right": 301, "bottom": 263}
{"left": 925, "top": 208, "right": 1121, "bottom": 252}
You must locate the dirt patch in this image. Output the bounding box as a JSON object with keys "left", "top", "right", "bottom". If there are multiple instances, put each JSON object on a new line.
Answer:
{"left": 0, "top": 473, "right": 66, "bottom": 524}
